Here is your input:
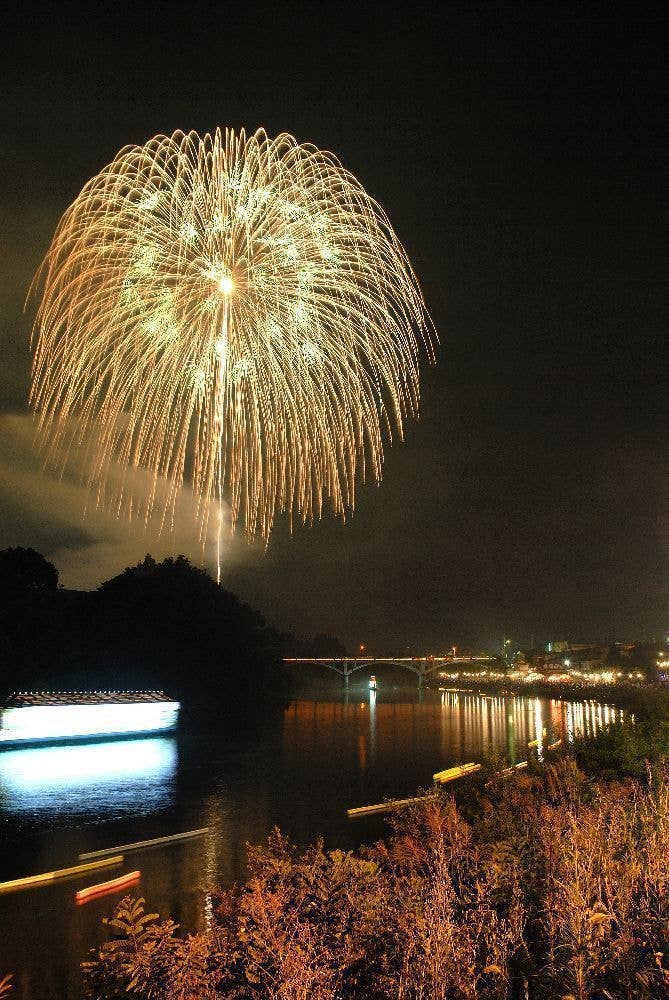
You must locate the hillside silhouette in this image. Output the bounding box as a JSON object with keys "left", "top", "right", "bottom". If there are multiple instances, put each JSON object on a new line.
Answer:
{"left": 0, "top": 548, "right": 346, "bottom": 706}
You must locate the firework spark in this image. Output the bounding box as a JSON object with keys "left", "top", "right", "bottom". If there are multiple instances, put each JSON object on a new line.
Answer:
{"left": 30, "top": 128, "right": 433, "bottom": 577}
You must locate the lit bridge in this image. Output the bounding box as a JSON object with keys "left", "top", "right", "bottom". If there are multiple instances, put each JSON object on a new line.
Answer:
{"left": 283, "top": 656, "right": 496, "bottom": 685}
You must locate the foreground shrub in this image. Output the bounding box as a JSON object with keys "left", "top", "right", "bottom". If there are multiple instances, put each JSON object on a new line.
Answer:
{"left": 84, "top": 765, "right": 669, "bottom": 999}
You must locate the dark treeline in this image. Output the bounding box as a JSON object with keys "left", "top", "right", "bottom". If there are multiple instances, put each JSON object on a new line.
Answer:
{"left": 0, "top": 547, "right": 346, "bottom": 706}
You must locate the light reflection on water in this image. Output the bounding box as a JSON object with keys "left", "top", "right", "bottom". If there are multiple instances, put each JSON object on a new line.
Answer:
{"left": 0, "top": 688, "right": 626, "bottom": 1000}
{"left": 0, "top": 736, "right": 177, "bottom": 818}
{"left": 0, "top": 695, "right": 624, "bottom": 829}
{"left": 430, "top": 690, "right": 624, "bottom": 759}
{"left": 281, "top": 692, "right": 624, "bottom": 783}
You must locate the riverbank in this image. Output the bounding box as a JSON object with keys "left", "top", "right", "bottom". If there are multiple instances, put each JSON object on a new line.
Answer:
{"left": 431, "top": 678, "right": 669, "bottom": 779}
{"left": 79, "top": 684, "right": 669, "bottom": 998}
{"left": 3, "top": 686, "right": 665, "bottom": 998}
{"left": 430, "top": 674, "right": 663, "bottom": 711}
{"left": 82, "top": 754, "right": 669, "bottom": 999}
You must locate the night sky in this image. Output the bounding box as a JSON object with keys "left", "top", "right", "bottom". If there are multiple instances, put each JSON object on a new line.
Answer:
{"left": 1, "top": 2, "right": 667, "bottom": 651}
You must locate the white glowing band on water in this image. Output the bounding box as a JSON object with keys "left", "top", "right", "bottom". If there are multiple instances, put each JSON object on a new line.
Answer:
{"left": 0, "top": 738, "right": 176, "bottom": 794}
{"left": 0, "top": 702, "right": 180, "bottom": 743}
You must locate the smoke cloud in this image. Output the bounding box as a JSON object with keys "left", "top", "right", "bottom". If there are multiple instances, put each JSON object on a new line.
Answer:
{"left": 0, "top": 412, "right": 247, "bottom": 588}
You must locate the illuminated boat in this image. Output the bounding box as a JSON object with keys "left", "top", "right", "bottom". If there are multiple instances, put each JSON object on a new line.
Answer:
{"left": 0, "top": 691, "right": 180, "bottom": 746}
{"left": 75, "top": 870, "right": 141, "bottom": 905}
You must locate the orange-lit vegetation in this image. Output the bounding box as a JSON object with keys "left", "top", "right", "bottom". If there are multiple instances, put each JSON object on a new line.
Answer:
{"left": 84, "top": 760, "right": 669, "bottom": 999}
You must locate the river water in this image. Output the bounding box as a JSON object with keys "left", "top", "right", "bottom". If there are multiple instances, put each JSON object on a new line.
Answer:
{"left": 0, "top": 681, "right": 622, "bottom": 998}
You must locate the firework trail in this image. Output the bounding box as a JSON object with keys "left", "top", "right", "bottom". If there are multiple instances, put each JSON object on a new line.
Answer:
{"left": 30, "top": 129, "right": 433, "bottom": 579}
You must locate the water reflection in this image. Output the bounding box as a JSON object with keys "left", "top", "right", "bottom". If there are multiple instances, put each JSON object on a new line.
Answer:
{"left": 534, "top": 698, "right": 545, "bottom": 757}
{"left": 506, "top": 706, "right": 516, "bottom": 764}
{"left": 0, "top": 688, "right": 628, "bottom": 1000}
{"left": 0, "top": 736, "right": 177, "bottom": 818}
{"left": 434, "top": 691, "right": 624, "bottom": 761}
{"left": 282, "top": 690, "right": 625, "bottom": 782}
{"left": 369, "top": 688, "right": 377, "bottom": 759}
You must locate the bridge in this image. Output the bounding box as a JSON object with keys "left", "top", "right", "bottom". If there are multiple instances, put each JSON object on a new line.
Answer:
{"left": 283, "top": 655, "right": 497, "bottom": 685}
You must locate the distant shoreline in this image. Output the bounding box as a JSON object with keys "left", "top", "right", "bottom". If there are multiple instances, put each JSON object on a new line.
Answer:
{"left": 428, "top": 675, "right": 656, "bottom": 709}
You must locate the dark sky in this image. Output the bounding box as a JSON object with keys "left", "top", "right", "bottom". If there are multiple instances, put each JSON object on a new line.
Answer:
{"left": 1, "top": 2, "right": 667, "bottom": 651}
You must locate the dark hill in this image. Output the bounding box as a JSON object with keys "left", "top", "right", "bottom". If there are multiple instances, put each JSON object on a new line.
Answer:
{"left": 0, "top": 548, "right": 341, "bottom": 708}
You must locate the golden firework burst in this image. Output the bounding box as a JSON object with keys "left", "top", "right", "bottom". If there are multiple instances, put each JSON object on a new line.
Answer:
{"left": 30, "top": 128, "right": 434, "bottom": 575}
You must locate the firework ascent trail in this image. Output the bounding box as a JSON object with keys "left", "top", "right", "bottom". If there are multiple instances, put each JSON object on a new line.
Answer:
{"left": 30, "top": 128, "right": 434, "bottom": 580}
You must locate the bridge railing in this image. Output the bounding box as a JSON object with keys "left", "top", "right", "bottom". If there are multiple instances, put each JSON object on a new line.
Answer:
{"left": 282, "top": 656, "right": 495, "bottom": 679}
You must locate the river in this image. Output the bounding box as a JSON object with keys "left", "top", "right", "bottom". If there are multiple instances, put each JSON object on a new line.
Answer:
{"left": 0, "top": 681, "right": 623, "bottom": 998}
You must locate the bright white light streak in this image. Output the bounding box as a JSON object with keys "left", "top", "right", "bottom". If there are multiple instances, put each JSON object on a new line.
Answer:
{"left": 368, "top": 687, "right": 377, "bottom": 747}
{"left": 0, "top": 737, "right": 176, "bottom": 792}
{"left": 0, "top": 701, "right": 179, "bottom": 743}
{"left": 533, "top": 698, "right": 544, "bottom": 760}
{"left": 566, "top": 702, "right": 575, "bottom": 745}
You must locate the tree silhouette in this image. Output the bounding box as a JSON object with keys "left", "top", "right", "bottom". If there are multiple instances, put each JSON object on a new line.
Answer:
{"left": 0, "top": 548, "right": 300, "bottom": 706}
{"left": 0, "top": 547, "right": 58, "bottom": 600}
